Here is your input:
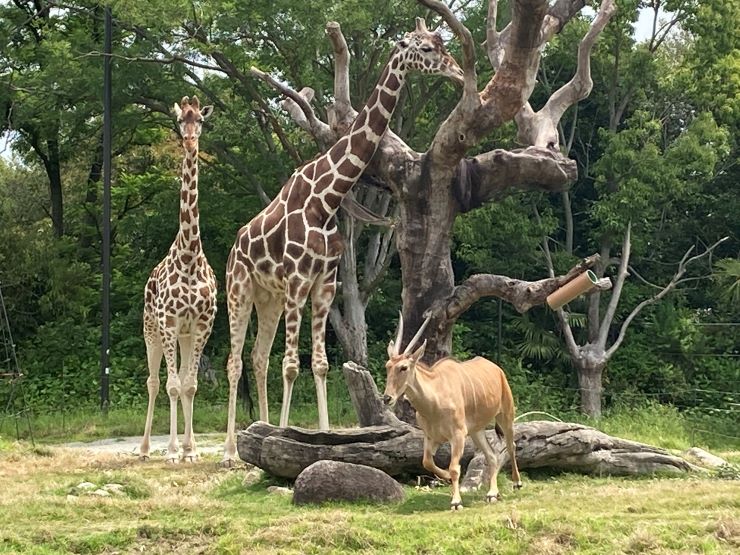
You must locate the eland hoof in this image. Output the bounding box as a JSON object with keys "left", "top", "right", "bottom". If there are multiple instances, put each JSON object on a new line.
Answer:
{"left": 485, "top": 493, "right": 500, "bottom": 503}
{"left": 138, "top": 454, "right": 150, "bottom": 462}
{"left": 451, "top": 502, "right": 464, "bottom": 511}
{"left": 513, "top": 481, "right": 523, "bottom": 490}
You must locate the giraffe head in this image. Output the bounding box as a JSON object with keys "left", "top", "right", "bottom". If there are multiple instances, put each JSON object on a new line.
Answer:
{"left": 172, "top": 96, "right": 214, "bottom": 152}
{"left": 394, "top": 18, "right": 464, "bottom": 84}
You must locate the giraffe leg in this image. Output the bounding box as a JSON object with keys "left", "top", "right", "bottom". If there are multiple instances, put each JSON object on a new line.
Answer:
{"left": 472, "top": 430, "right": 501, "bottom": 503}
{"left": 222, "top": 270, "right": 253, "bottom": 468}
{"left": 181, "top": 326, "right": 212, "bottom": 463}
{"left": 310, "top": 271, "right": 337, "bottom": 431}
{"left": 252, "top": 289, "right": 283, "bottom": 423}
{"left": 139, "top": 313, "right": 162, "bottom": 461}
{"left": 280, "top": 284, "right": 308, "bottom": 428}
{"left": 161, "top": 329, "right": 180, "bottom": 464}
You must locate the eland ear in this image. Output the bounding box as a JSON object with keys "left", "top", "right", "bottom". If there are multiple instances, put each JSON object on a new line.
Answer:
{"left": 387, "top": 340, "right": 396, "bottom": 359}
{"left": 200, "top": 105, "right": 214, "bottom": 120}
{"left": 410, "top": 339, "right": 426, "bottom": 362}
{"left": 173, "top": 103, "right": 182, "bottom": 119}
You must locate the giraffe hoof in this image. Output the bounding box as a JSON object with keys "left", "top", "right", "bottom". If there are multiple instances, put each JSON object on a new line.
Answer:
{"left": 138, "top": 455, "right": 150, "bottom": 462}
{"left": 165, "top": 457, "right": 179, "bottom": 465}
{"left": 451, "top": 502, "right": 464, "bottom": 511}
{"left": 181, "top": 455, "right": 197, "bottom": 464}
{"left": 513, "top": 481, "right": 523, "bottom": 490}
{"left": 220, "top": 458, "right": 238, "bottom": 469}
{"left": 486, "top": 493, "right": 500, "bottom": 503}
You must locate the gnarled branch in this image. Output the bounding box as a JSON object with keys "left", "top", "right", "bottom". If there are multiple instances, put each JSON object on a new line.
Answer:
{"left": 325, "top": 21, "right": 355, "bottom": 127}
{"left": 465, "top": 146, "right": 577, "bottom": 209}
{"left": 445, "top": 254, "right": 601, "bottom": 319}
{"left": 250, "top": 67, "right": 334, "bottom": 149}
{"left": 515, "top": 0, "right": 616, "bottom": 149}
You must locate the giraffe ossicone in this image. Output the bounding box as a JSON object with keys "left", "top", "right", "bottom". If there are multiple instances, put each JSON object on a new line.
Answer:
{"left": 221, "top": 20, "right": 463, "bottom": 467}
{"left": 139, "top": 95, "right": 218, "bottom": 464}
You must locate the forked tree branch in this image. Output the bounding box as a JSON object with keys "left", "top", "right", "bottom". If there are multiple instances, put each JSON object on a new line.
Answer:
{"left": 250, "top": 66, "right": 334, "bottom": 149}
{"left": 598, "top": 219, "right": 631, "bottom": 348}
{"left": 515, "top": 0, "right": 616, "bottom": 148}
{"left": 605, "top": 236, "right": 729, "bottom": 358}
{"left": 325, "top": 21, "right": 355, "bottom": 124}
{"left": 486, "top": 0, "right": 502, "bottom": 70}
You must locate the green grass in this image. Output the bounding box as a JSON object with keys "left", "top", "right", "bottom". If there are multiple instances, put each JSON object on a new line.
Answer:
{"left": 1, "top": 367, "right": 358, "bottom": 443}
{"left": 0, "top": 442, "right": 738, "bottom": 554}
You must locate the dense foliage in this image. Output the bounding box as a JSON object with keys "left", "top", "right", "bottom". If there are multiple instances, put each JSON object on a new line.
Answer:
{"left": 0, "top": 1, "right": 737, "bottom": 438}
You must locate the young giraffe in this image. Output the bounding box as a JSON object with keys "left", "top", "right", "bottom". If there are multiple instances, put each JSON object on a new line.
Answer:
{"left": 139, "top": 96, "right": 217, "bottom": 464}
{"left": 221, "top": 19, "right": 464, "bottom": 466}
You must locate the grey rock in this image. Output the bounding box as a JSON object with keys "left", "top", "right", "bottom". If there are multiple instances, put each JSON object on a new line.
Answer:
{"left": 293, "top": 460, "right": 404, "bottom": 505}
{"left": 684, "top": 447, "right": 728, "bottom": 468}
{"left": 460, "top": 453, "right": 490, "bottom": 493}
{"left": 266, "top": 485, "right": 292, "bottom": 496}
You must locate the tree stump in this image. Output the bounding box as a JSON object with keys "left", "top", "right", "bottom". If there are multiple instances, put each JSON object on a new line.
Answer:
{"left": 237, "top": 362, "right": 699, "bottom": 479}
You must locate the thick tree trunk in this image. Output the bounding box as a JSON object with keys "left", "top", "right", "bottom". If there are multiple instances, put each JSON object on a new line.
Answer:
{"left": 572, "top": 344, "right": 607, "bottom": 418}
{"left": 577, "top": 359, "right": 605, "bottom": 418}
{"left": 396, "top": 164, "right": 459, "bottom": 360}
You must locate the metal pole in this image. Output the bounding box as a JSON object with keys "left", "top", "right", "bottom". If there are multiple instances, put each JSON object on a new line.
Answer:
{"left": 100, "top": 6, "right": 112, "bottom": 413}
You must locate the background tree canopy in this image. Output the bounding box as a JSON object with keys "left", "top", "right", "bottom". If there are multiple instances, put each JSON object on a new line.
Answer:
{"left": 0, "top": 1, "right": 737, "bottom": 432}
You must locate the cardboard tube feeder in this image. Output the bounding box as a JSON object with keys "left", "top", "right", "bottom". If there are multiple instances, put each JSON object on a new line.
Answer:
{"left": 547, "top": 270, "right": 598, "bottom": 310}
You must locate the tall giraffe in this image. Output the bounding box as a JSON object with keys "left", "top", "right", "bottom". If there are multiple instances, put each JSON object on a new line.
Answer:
{"left": 221, "top": 20, "right": 463, "bottom": 465}
{"left": 139, "top": 96, "right": 218, "bottom": 464}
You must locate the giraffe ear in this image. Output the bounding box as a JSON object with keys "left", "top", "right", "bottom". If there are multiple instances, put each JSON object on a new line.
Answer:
{"left": 200, "top": 105, "right": 214, "bottom": 120}
{"left": 173, "top": 103, "right": 182, "bottom": 119}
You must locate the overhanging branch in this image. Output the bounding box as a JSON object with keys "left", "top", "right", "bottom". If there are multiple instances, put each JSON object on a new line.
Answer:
{"left": 444, "top": 254, "right": 601, "bottom": 319}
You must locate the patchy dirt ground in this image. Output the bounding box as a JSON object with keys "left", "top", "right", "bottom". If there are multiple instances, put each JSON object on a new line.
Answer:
{"left": 62, "top": 433, "right": 225, "bottom": 457}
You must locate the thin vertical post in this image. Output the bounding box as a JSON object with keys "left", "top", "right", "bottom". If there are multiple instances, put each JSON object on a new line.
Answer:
{"left": 100, "top": 6, "right": 112, "bottom": 413}
{"left": 497, "top": 298, "right": 502, "bottom": 362}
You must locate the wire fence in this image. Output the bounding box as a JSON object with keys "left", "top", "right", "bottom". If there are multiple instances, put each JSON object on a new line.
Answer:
{"left": 2, "top": 378, "right": 738, "bottom": 448}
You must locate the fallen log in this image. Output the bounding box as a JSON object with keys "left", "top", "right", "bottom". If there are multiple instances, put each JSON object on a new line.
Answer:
{"left": 237, "top": 419, "right": 698, "bottom": 479}
{"left": 236, "top": 362, "right": 700, "bottom": 479}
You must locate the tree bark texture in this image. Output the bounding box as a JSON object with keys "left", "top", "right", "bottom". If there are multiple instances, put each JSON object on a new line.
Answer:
{"left": 238, "top": 363, "right": 698, "bottom": 479}
{"left": 237, "top": 420, "right": 697, "bottom": 480}
{"left": 251, "top": 1, "right": 617, "bottom": 367}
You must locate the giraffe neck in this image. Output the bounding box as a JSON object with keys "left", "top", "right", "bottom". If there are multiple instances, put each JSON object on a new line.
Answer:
{"left": 313, "top": 52, "right": 408, "bottom": 213}
{"left": 176, "top": 146, "right": 201, "bottom": 254}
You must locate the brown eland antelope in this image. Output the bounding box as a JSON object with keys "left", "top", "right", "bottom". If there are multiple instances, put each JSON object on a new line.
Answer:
{"left": 383, "top": 313, "right": 522, "bottom": 510}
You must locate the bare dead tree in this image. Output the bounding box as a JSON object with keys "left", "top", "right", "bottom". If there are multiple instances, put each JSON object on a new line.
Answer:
{"left": 540, "top": 217, "right": 728, "bottom": 416}
{"left": 252, "top": 0, "right": 618, "bottom": 367}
